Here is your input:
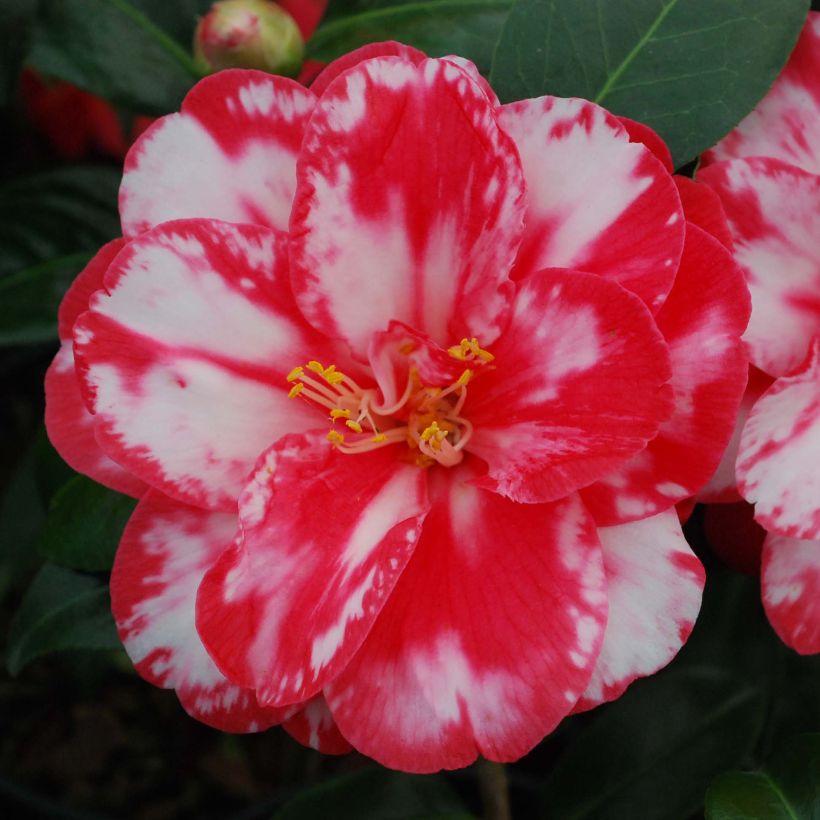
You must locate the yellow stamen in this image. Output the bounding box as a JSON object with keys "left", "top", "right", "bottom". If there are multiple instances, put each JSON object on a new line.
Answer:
{"left": 286, "top": 366, "right": 304, "bottom": 383}
{"left": 327, "top": 429, "right": 345, "bottom": 445}
{"left": 307, "top": 360, "right": 325, "bottom": 374}
{"left": 330, "top": 408, "right": 351, "bottom": 420}
{"left": 447, "top": 342, "right": 468, "bottom": 360}
{"left": 325, "top": 370, "right": 345, "bottom": 385}
{"left": 456, "top": 369, "right": 472, "bottom": 387}
{"left": 287, "top": 383, "right": 304, "bottom": 399}
{"left": 371, "top": 433, "right": 387, "bottom": 443}
{"left": 345, "top": 420, "right": 363, "bottom": 433}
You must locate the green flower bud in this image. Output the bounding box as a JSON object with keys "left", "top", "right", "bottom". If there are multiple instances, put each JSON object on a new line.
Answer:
{"left": 194, "top": 0, "right": 305, "bottom": 77}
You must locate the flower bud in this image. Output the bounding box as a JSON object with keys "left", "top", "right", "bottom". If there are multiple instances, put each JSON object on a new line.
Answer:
{"left": 194, "top": 0, "right": 305, "bottom": 77}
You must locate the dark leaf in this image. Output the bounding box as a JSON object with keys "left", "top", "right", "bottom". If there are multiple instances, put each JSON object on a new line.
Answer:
{"left": 37, "top": 476, "right": 136, "bottom": 572}
{"left": 0, "top": 0, "right": 38, "bottom": 104}
{"left": 6, "top": 564, "right": 120, "bottom": 675}
{"left": 490, "top": 0, "right": 810, "bottom": 167}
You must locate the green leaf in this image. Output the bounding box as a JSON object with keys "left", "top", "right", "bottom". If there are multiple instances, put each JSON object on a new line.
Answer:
{"left": 37, "top": 476, "right": 136, "bottom": 572}
{"left": 540, "top": 668, "right": 766, "bottom": 820}
{"left": 6, "top": 564, "right": 120, "bottom": 675}
{"left": 30, "top": 0, "right": 201, "bottom": 115}
{"left": 129, "top": 0, "right": 213, "bottom": 44}
{"left": 0, "top": 0, "right": 37, "bottom": 104}
{"left": 706, "top": 735, "right": 820, "bottom": 820}
{"left": 273, "top": 768, "right": 472, "bottom": 820}
{"left": 310, "top": 1, "right": 512, "bottom": 73}
{"left": 490, "top": 0, "right": 810, "bottom": 167}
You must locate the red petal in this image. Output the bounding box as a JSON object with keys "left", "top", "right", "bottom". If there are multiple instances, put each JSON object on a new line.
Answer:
{"left": 325, "top": 463, "right": 607, "bottom": 772}
{"left": 499, "top": 96, "right": 684, "bottom": 312}
{"left": 290, "top": 56, "right": 525, "bottom": 358}
{"left": 111, "top": 491, "right": 292, "bottom": 731}
{"left": 120, "top": 70, "right": 315, "bottom": 236}
{"left": 702, "top": 12, "right": 820, "bottom": 175}
{"left": 279, "top": 0, "right": 327, "bottom": 39}
{"left": 282, "top": 694, "right": 353, "bottom": 754}
{"left": 575, "top": 509, "right": 704, "bottom": 711}
{"left": 697, "top": 157, "right": 820, "bottom": 378}
{"left": 738, "top": 338, "right": 820, "bottom": 541}
{"left": 674, "top": 176, "right": 733, "bottom": 250}
{"left": 74, "top": 219, "right": 343, "bottom": 511}
{"left": 581, "top": 225, "right": 750, "bottom": 523}
{"left": 617, "top": 116, "right": 673, "bottom": 172}
{"left": 762, "top": 532, "right": 820, "bottom": 655}
{"left": 466, "top": 269, "right": 673, "bottom": 504}
{"left": 309, "top": 41, "right": 426, "bottom": 97}
{"left": 196, "top": 432, "right": 428, "bottom": 707}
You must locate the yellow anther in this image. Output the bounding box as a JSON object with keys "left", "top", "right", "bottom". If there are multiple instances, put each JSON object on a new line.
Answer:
{"left": 420, "top": 421, "right": 448, "bottom": 449}
{"left": 330, "top": 408, "right": 350, "bottom": 420}
{"left": 456, "top": 369, "right": 473, "bottom": 387}
{"left": 325, "top": 370, "right": 345, "bottom": 385}
{"left": 327, "top": 429, "right": 345, "bottom": 445}
{"left": 371, "top": 433, "right": 387, "bottom": 443}
{"left": 307, "top": 360, "right": 325, "bottom": 373}
{"left": 286, "top": 366, "right": 304, "bottom": 383}
{"left": 447, "top": 337, "right": 493, "bottom": 362}
{"left": 468, "top": 338, "right": 494, "bottom": 362}
{"left": 287, "top": 383, "right": 304, "bottom": 399}
{"left": 345, "top": 420, "right": 363, "bottom": 433}
{"left": 399, "top": 341, "right": 415, "bottom": 355}
{"left": 447, "top": 343, "right": 468, "bottom": 361}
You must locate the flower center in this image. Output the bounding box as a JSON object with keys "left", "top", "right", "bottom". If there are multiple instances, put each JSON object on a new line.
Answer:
{"left": 285, "top": 337, "right": 493, "bottom": 468}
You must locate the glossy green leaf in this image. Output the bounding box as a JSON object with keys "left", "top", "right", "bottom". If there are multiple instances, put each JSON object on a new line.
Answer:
{"left": 0, "top": 0, "right": 37, "bottom": 103}
{"left": 37, "top": 476, "right": 136, "bottom": 572}
{"left": 273, "top": 768, "right": 473, "bottom": 820}
{"left": 6, "top": 564, "right": 120, "bottom": 675}
{"left": 490, "top": 0, "right": 810, "bottom": 167}
{"left": 706, "top": 735, "right": 820, "bottom": 820}
{"left": 30, "top": 0, "right": 201, "bottom": 115}
{"left": 310, "top": 0, "right": 511, "bottom": 73}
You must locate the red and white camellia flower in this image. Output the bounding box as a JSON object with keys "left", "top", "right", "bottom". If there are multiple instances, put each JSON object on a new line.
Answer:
{"left": 46, "top": 41, "right": 750, "bottom": 771}
{"left": 698, "top": 11, "right": 820, "bottom": 655}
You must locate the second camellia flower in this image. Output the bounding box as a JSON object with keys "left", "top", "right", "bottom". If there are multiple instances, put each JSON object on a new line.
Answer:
{"left": 46, "top": 43, "right": 750, "bottom": 771}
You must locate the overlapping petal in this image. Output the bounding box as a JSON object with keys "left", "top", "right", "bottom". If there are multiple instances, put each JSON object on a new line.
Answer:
{"left": 111, "top": 491, "right": 292, "bottom": 731}
{"left": 74, "top": 219, "right": 343, "bottom": 510}
{"left": 290, "top": 56, "right": 526, "bottom": 358}
{"left": 196, "top": 432, "right": 429, "bottom": 707}
{"left": 325, "top": 462, "right": 607, "bottom": 772}
{"left": 120, "top": 71, "right": 315, "bottom": 236}
{"left": 697, "top": 157, "right": 820, "bottom": 378}
{"left": 673, "top": 177, "right": 733, "bottom": 250}
{"left": 498, "top": 96, "right": 684, "bottom": 311}
{"left": 737, "top": 338, "right": 820, "bottom": 540}
{"left": 575, "top": 510, "right": 704, "bottom": 711}
{"left": 282, "top": 695, "right": 353, "bottom": 754}
{"left": 762, "top": 533, "right": 820, "bottom": 655}
{"left": 466, "top": 269, "right": 673, "bottom": 504}
{"left": 702, "top": 12, "right": 820, "bottom": 175}
{"left": 581, "top": 225, "right": 750, "bottom": 523}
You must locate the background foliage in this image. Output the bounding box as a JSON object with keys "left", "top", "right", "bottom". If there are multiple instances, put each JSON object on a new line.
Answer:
{"left": 0, "top": 0, "right": 818, "bottom": 817}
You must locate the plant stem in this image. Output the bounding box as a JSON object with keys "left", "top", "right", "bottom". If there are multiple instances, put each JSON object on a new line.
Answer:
{"left": 478, "top": 759, "right": 512, "bottom": 820}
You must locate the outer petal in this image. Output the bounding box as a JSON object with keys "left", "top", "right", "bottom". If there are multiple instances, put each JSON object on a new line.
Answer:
{"left": 499, "top": 97, "right": 684, "bottom": 311}
{"left": 737, "top": 338, "right": 820, "bottom": 540}
{"left": 575, "top": 509, "right": 705, "bottom": 711}
{"left": 111, "top": 491, "right": 292, "bottom": 731}
{"left": 74, "top": 219, "right": 342, "bottom": 511}
{"left": 326, "top": 463, "right": 607, "bottom": 772}
{"left": 697, "top": 157, "right": 820, "bottom": 377}
{"left": 697, "top": 366, "right": 774, "bottom": 503}
{"left": 762, "top": 533, "right": 820, "bottom": 655}
{"left": 466, "top": 269, "right": 673, "bottom": 504}
{"left": 702, "top": 13, "right": 820, "bottom": 175}
{"left": 674, "top": 176, "right": 733, "bottom": 250}
{"left": 309, "top": 41, "right": 426, "bottom": 97}
{"left": 290, "top": 56, "right": 525, "bottom": 358}
{"left": 617, "top": 116, "right": 673, "bottom": 172}
{"left": 282, "top": 695, "right": 353, "bottom": 754}
{"left": 581, "top": 225, "right": 751, "bottom": 524}
{"left": 279, "top": 0, "right": 327, "bottom": 39}
{"left": 196, "top": 432, "right": 429, "bottom": 707}
{"left": 120, "top": 70, "right": 315, "bottom": 237}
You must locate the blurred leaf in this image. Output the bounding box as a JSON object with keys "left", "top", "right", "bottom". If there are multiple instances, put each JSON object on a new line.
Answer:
{"left": 6, "top": 564, "right": 119, "bottom": 675}
{"left": 129, "top": 0, "right": 213, "bottom": 44}
{"left": 32, "top": 427, "right": 78, "bottom": 504}
{"left": 0, "top": 165, "right": 120, "bottom": 278}
{"left": 273, "top": 768, "right": 473, "bottom": 820}
{"left": 37, "top": 476, "right": 136, "bottom": 572}
{"left": 0, "top": 253, "right": 91, "bottom": 346}
{"left": 0, "top": 0, "right": 37, "bottom": 104}
{"left": 490, "top": 0, "right": 810, "bottom": 167}
{"left": 310, "top": 0, "right": 512, "bottom": 73}
{"left": 706, "top": 734, "right": 820, "bottom": 820}
{"left": 30, "top": 0, "right": 201, "bottom": 115}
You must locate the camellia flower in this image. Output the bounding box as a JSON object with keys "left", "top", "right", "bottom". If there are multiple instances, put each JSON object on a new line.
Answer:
{"left": 697, "top": 12, "right": 820, "bottom": 655}
{"left": 46, "top": 42, "right": 750, "bottom": 770}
